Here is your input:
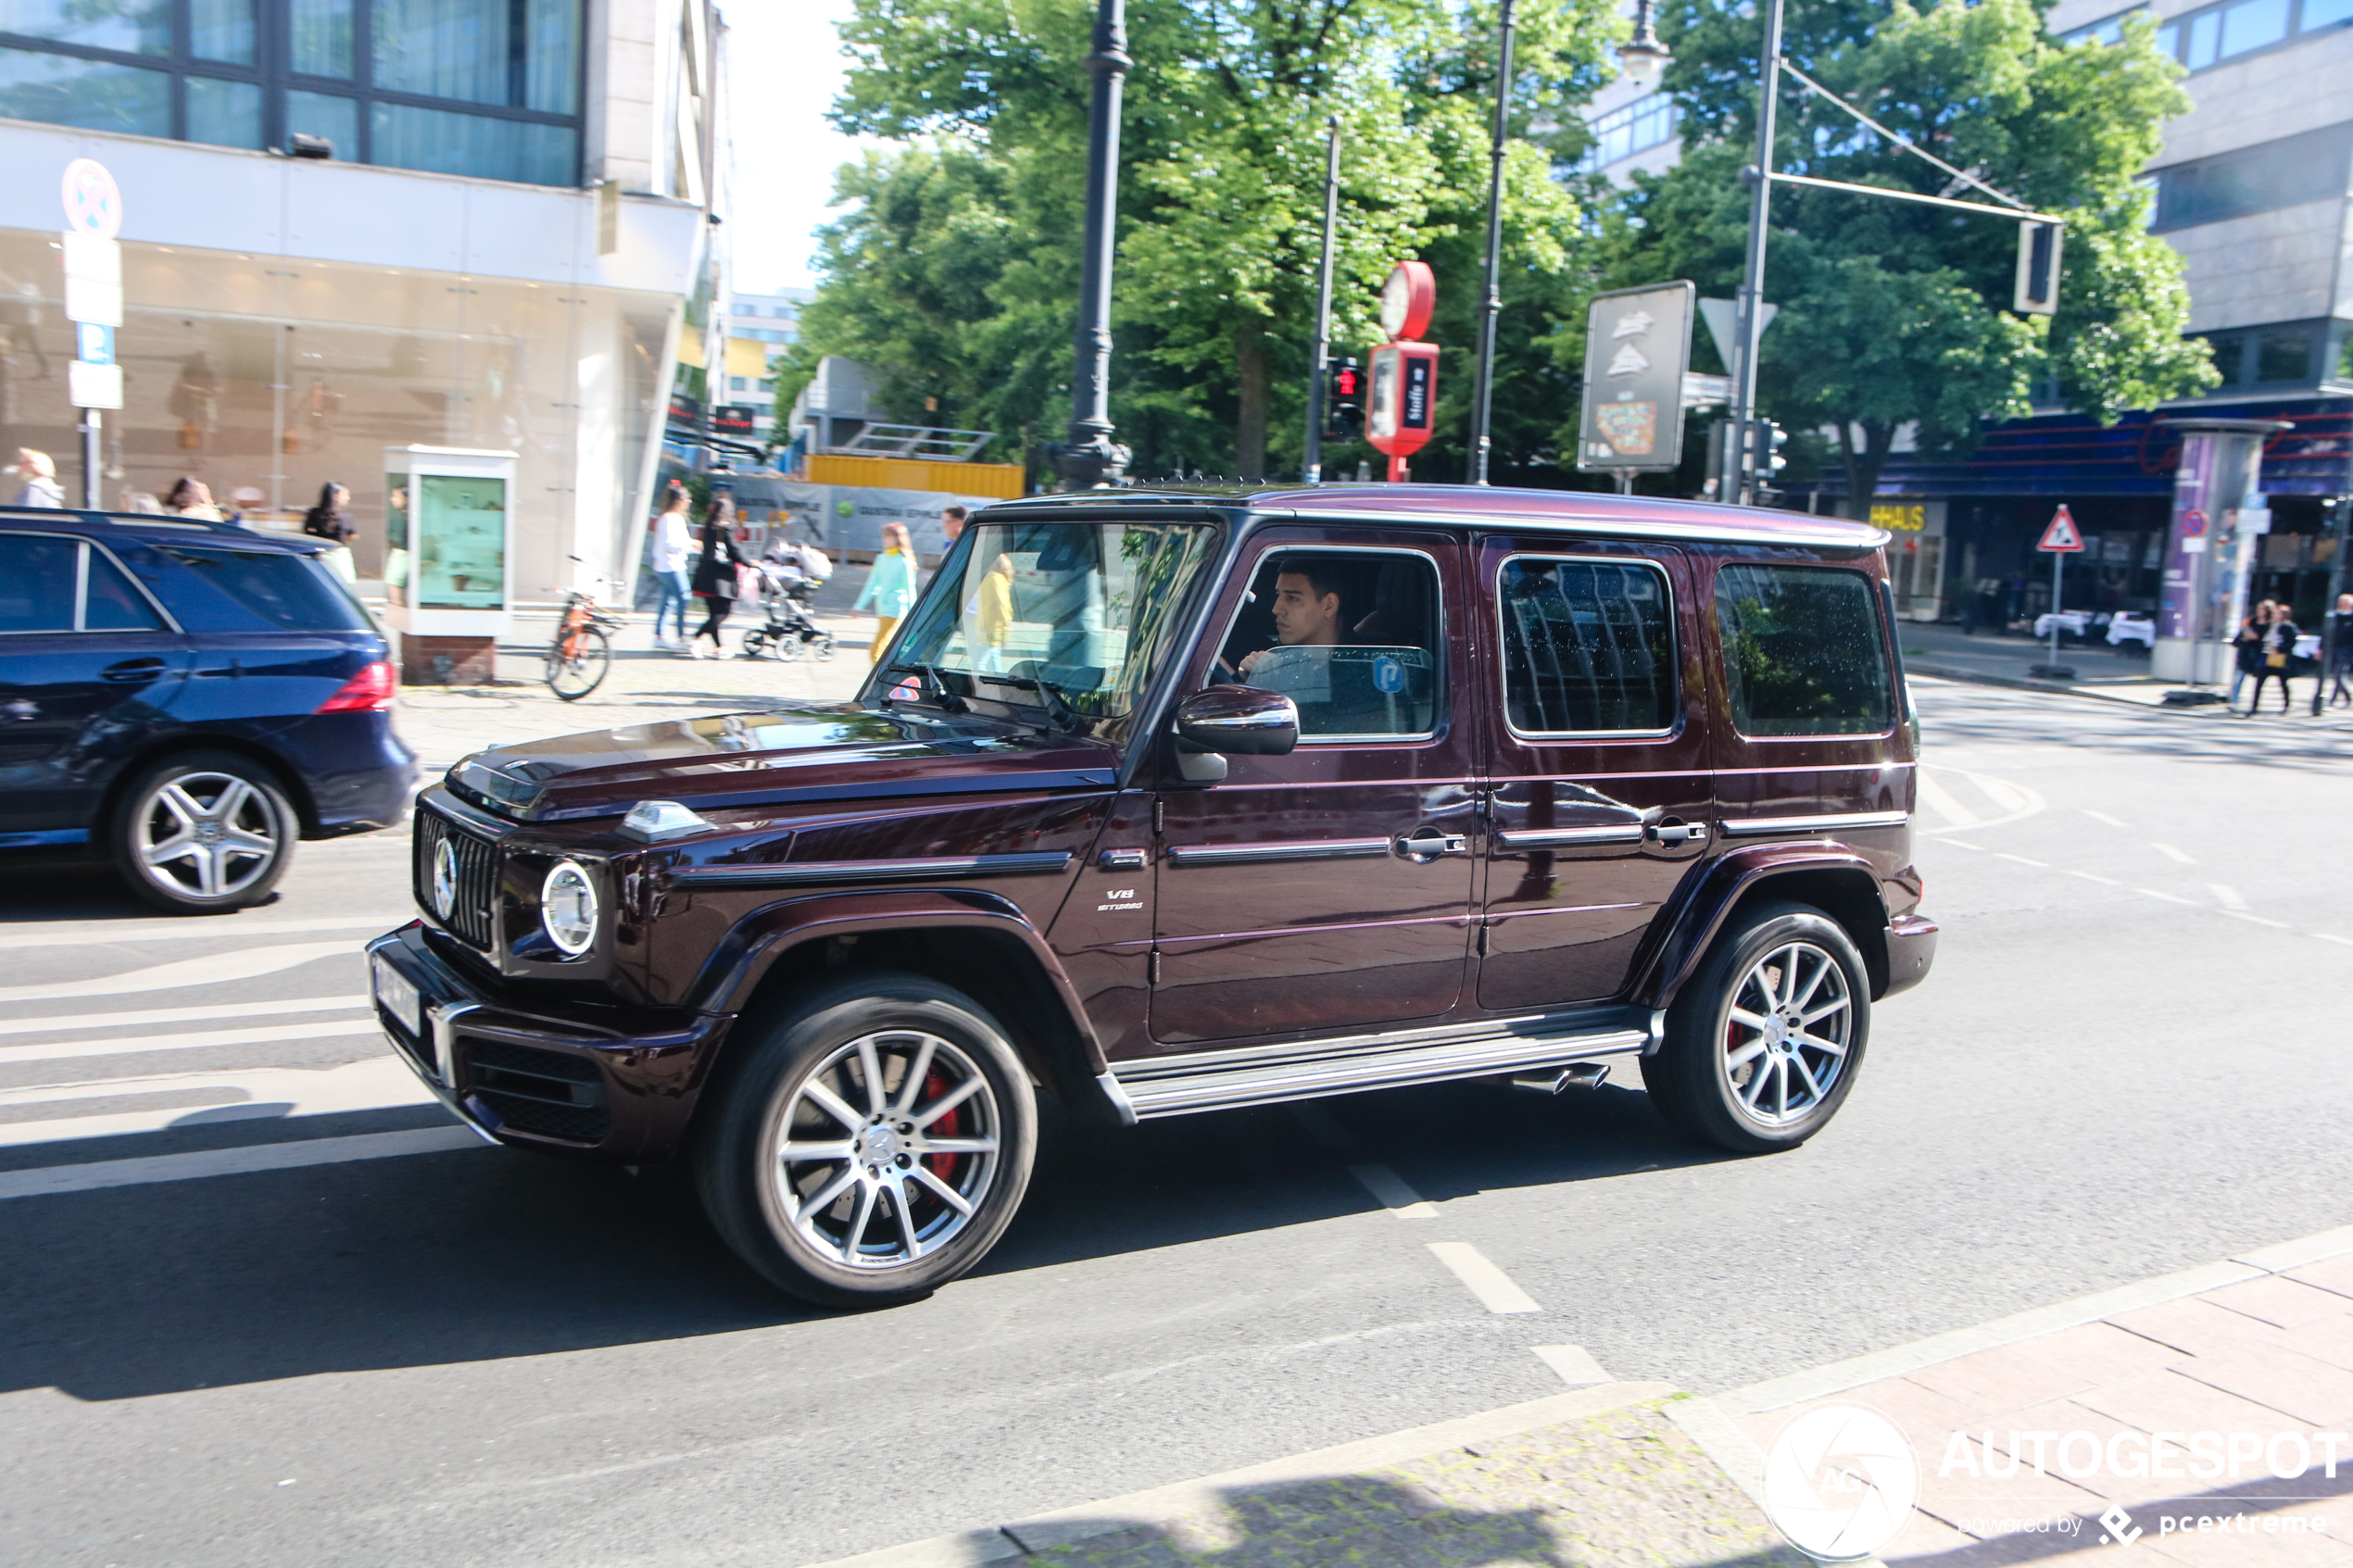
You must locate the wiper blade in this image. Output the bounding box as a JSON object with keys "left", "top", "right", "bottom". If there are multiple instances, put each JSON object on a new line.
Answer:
{"left": 883, "top": 662, "right": 969, "bottom": 714}
{"left": 991, "top": 674, "right": 1079, "bottom": 733}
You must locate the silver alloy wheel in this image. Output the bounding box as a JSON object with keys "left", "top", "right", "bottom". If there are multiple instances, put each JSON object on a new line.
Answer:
{"left": 133, "top": 770, "right": 283, "bottom": 901}
{"left": 1720, "top": 940, "right": 1852, "bottom": 1129}
{"left": 770, "top": 1029, "right": 1001, "bottom": 1271}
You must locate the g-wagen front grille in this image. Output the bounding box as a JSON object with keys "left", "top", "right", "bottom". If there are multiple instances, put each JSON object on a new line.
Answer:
{"left": 463, "top": 1040, "right": 610, "bottom": 1144}
{"left": 413, "top": 807, "right": 497, "bottom": 950}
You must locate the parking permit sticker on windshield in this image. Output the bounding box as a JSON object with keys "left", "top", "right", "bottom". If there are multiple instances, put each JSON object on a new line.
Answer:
{"left": 1373, "top": 657, "right": 1405, "bottom": 694}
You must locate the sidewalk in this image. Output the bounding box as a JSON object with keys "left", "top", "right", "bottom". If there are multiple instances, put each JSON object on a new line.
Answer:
{"left": 1901, "top": 621, "right": 2353, "bottom": 730}
{"left": 809, "top": 1223, "right": 2353, "bottom": 1568}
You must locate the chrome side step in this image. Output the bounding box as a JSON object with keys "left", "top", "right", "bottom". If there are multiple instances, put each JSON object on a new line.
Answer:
{"left": 1106, "top": 1008, "right": 1657, "bottom": 1122}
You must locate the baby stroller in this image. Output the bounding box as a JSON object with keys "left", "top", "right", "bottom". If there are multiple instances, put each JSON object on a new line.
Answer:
{"left": 739, "top": 558, "right": 837, "bottom": 661}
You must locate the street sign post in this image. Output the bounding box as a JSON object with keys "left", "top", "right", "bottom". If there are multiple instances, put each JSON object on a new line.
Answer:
{"left": 2033, "top": 504, "right": 2086, "bottom": 679}
{"left": 1578, "top": 281, "right": 1695, "bottom": 490}
{"left": 60, "top": 157, "right": 123, "bottom": 507}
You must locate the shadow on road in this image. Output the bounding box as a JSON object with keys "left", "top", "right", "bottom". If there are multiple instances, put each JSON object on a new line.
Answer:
{"left": 0, "top": 1076, "right": 1726, "bottom": 1402}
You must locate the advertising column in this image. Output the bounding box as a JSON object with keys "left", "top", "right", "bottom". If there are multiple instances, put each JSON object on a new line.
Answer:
{"left": 2154, "top": 420, "right": 2287, "bottom": 686}
{"left": 382, "top": 445, "right": 517, "bottom": 684}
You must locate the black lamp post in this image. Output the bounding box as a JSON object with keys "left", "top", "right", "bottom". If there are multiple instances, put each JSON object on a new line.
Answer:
{"left": 1052, "top": 0, "right": 1134, "bottom": 490}
{"left": 1466, "top": 0, "right": 1517, "bottom": 486}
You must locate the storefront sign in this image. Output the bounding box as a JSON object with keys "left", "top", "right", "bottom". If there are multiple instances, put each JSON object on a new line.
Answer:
{"left": 1869, "top": 503, "right": 1927, "bottom": 532}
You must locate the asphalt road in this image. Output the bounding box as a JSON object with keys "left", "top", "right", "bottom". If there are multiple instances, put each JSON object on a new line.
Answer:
{"left": 2, "top": 678, "right": 2348, "bottom": 1567}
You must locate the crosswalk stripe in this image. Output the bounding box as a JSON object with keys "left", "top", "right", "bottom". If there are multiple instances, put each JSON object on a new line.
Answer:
{"left": 0, "top": 941, "right": 359, "bottom": 1004}
{"left": 0, "top": 915, "right": 406, "bottom": 951}
{"left": 1912, "top": 770, "right": 1982, "bottom": 831}
{"left": 0, "top": 1124, "right": 488, "bottom": 1200}
{"left": 0, "top": 1019, "right": 382, "bottom": 1066}
{"left": 0, "top": 1058, "right": 434, "bottom": 1148}
{"left": 0, "top": 995, "right": 369, "bottom": 1037}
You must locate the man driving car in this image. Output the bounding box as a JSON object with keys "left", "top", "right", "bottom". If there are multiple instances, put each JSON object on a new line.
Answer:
{"left": 1238, "top": 565, "right": 1344, "bottom": 676}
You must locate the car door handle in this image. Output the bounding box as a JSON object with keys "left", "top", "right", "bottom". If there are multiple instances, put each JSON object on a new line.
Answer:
{"left": 1391, "top": 829, "right": 1469, "bottom": 862}
{"left": 1646, "top": 820, "right": 1706, "bottom": 847}
{"left": 102, "top": 658, "right": 168, "bottom": 684}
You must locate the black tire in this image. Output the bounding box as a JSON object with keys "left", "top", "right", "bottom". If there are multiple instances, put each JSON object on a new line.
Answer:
{"left": 547, "top": 626, "right": 610, "bottom": 700}
{"left": 111, "top": 749, "right": 296, "bottom": 914}
{"left": 693, "top": 973, "right": 1038, "bottom": 1308}
{"left": 1647, "top": 901, "right": 1870, "bottom": 1153}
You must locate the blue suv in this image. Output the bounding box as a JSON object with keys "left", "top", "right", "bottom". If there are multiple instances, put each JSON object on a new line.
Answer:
{"left": 0, "top": 508, "right": 418, "bottom": 913}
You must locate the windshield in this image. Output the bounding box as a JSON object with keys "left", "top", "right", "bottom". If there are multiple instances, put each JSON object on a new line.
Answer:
{"left": 877, "top": 521, "right": 1216, "bottom": 722}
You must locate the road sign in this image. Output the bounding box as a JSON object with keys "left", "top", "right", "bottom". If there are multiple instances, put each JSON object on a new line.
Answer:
{"left": 2182, "top": 508, "right": 2206, "bottom": 537}
{"left": 2037, "top": 505, "right": 2085, "bottom": 553}
{"left": 61, "top": 157, "right": 121, "bottom": 240}
{"left": 75, "top": 322, "right": 113, "bottom": 366}
{"left": 1579, "top": 280, "right": 1695, "bottom": 473}
{"left": 61, "top": 231, "right": 121, "bottom": 327}
{"left": 68, "top": 360, "right": 122, "bottom": 409}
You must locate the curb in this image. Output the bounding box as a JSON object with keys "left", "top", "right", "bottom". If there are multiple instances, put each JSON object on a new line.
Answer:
{"left": 802, "top": 1381, "right": 1678, "bottom": 1568}
{"left": 1906, "top": 660, "right": 2178, "bottom": 709}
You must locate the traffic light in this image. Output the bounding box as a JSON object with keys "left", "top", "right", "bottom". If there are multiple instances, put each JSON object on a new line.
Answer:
{"left": 2013, "top": 221, "right": 2063, "bottom": 316}
{"left": 1324, "top": 358, "right": 1365, "bottom": 441}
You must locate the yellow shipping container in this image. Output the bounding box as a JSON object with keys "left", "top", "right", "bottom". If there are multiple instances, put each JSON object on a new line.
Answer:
{"left": 809, "top": 452, "right": 1026, "bottom": 500}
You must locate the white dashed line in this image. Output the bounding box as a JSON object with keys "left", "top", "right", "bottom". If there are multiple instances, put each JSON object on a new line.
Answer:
{"left": 2151, "top": 843, "right": 2196, "bottom": 864}
{"left": 1530, "top": 1345, "right": 1613, "bottom": 1386}
{"left": 2209, "top": 884, "right": 2248, "bottom": 910}
{"left": 2068, "top": 871, "right": 2120, "bottom": 885}
{"left": 1348, "top": 1163, "right": 1438, "bottom": 1220}
{"left": 0, "top": 1020, "right": 382, "bottom": 1066}
{"left": 2137, "top": 889, "right": 2196, "bottom": 905}
{"left": 2082, "top": 809, "right": 2128, "bottom": 828}
{"left": 1941, "top": 840, "right": 1984, "bottom": 852}
{"left": 2221, "top": 910, "right": 2292, "bottom": 930}
{"left": 0, "top": 995, "right": 369, "bottom": 1038}
{"left": 0, "top": 1125, "right": 484, "bottom": 1201}
{"left": 2315, "top": 934, "right": 2353, "bottom": 947}
{"left": 1427, "top": 1242, "right": 1542, "bottom": 1313}
{"left": 1995, "top": 853, "right": 2047, "bottom": 867}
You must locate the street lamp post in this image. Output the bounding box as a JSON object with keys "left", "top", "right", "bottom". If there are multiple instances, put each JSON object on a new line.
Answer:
{"left": 1053, "top": 0, "right": 1134, "bottom": 490}
{"left": 1466, "top": 0, "right": 1518, "bottom": 486}
{"left": 1729, "top": 0, "right": 1785, "bottom": 508}
{"left": 1302, "top": 120, "right": 1342, "bottom": 485}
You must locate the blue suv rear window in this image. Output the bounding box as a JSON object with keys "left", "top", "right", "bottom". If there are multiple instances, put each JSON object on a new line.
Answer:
{"left": 147, "top": 546, "right": 373, "bottom": 633}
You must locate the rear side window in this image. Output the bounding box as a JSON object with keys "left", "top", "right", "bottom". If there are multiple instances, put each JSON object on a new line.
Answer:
{"left": 1714, "top": 564, "right": 1892, "bottom": 736}
{"left": 1498, "top": 558, "right": 1676, "bottom": 734}
{"left": 85, "top": 552, "right": 167, "bottom": 631}
{"left": 156, "top": 546, "right": 371, "bottom": 632}
{"left": 0, "top": 536, "right": 78, "bottom": 632}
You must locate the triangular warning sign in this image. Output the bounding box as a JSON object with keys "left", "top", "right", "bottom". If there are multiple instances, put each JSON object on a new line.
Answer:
{"left": 2037, "top": 505, "right": 2085, "bottom": 552}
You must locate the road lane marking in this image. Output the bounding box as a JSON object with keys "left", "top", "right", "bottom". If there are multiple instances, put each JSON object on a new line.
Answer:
{"left": 0, "top": 1124, "right": 485, "bottom": 1200}
{"left": 2136, "top": 889, "right": 2195, "bottom": 904}
{"left": 1290, "top": 1103, "right": 1356, "bottom": 1149}
{"left": 0, "top": 1058, "right": 432, "bottom": 1148}
{"left": 0, "top": 916, "right": 405, "bottom": 951}
{"left": 1912, "top": 771, "right": 1981, "bottom": 831}
{"left": 1940, "top": 840, "right": 1983, "bottom": 852}
{"left": 2082, "top": 809, "right": 2128, "bottom": 828}
{"left": 1916, "top": 766, "right": 2045, "bottom": 833}
{"left": 0, "top": 942, "right": 359, "bottom": 1004}
{"left": 2151, "top": 842, "right": 2196, "bottom": 864}
{"left": 1994, "top": 853, "right": 2046, "bottom": 867}
{"left": 2221, "top": 910, "right": 2291, "bottom": 930}
{"left": 2316, "top": 934, "right": 2353, "bottom": 947}
{"left": 2068, "top": 871, "right": 2120, "bottom": 885}
{"left": 1531, "top": 1345, "right": 1612, "bottom": 1386}
{"left": 0, "top": 1020, "right": 382, "bottom": 1066}
{"left": 0, "top": 995, "right": 368, "bottom": 1036}
{"left": 1427, "top": 1241, "right": 1541, "bottom": 1313}
{"left": 2209, "top": 884, "right": 2247, "bottom": 910}
{"left": 1347, "top": 1163, "right": 1437, "bottom": 1220}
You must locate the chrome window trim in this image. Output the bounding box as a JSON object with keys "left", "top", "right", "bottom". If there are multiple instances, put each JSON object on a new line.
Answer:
{"left": 1492, "top": 551, "right": 1680, "bottom": 742}
{"left": 1204, "top": 543, "right": 1448, "bottom": 746}
{"left": 1718, "top": 810, "right": 1909, "bottom": 836}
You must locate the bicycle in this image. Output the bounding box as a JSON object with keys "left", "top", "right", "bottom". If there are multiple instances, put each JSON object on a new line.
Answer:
{"left": 545, "top": 581, "right": 626, "bottom": 700}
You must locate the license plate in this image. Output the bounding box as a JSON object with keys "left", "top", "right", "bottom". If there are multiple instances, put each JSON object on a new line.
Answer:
{"left": 371, "top": 952, "right": 423, "bottom": 1042}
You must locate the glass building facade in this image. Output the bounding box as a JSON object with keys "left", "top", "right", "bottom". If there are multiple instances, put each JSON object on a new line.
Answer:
{"left": 0, "top": 0, "right": 582, "bottom": 186}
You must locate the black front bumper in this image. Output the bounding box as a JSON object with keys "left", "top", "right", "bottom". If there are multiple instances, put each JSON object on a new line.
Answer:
{"left": 366, "top": 922, "right": 734, "bottom": 1160}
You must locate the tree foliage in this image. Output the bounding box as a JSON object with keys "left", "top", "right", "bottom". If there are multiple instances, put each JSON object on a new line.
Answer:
{"left": 1611, "top": 0, "right": 2214, "bottom": 510}
{"left": 788, "top": 0, "right": 1619, "bottom": 483}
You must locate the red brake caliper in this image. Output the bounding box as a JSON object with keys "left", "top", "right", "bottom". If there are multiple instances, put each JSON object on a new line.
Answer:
{"left": 920, "top": 1067, "right": 962, "bottom": 1196}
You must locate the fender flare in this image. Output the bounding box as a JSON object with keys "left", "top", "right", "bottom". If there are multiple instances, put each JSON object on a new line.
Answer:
{"left": 1631, "top": 845, "right": 1891, "bottom": 1010}
{"left": 689, "top": 885, "right": 1107, "bottom": 1078}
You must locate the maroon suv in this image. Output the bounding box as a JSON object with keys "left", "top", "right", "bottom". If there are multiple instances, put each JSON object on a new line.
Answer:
{"left": 370, "top": 485, "right": 1936, "bottom": 1306}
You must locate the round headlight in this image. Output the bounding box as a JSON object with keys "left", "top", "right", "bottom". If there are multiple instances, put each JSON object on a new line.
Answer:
{"left": 540, "top": 859, "right": 599, "bottom": 957}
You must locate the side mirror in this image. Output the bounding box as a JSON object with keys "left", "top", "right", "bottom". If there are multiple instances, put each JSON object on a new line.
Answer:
{"left": 1174, "top": 685, "right": 1299, "bottom": 758}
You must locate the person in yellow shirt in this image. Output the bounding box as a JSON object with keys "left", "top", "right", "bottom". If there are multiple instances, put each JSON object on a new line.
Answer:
{"left": 975, "top": 553, "right": 1013, "bottom": 671}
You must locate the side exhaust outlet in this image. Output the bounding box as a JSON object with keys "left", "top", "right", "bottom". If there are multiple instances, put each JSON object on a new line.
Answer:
{"left": 1510, "top": 1061, "right": 1612, "bottom": 1095}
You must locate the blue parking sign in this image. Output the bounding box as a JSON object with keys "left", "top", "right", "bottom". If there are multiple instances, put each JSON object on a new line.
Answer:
{"left": 76, "top": 322, "right": 113, "bottom": 366}
{"left": 1373, "top": 656, "right": 1405, "bottom": 694}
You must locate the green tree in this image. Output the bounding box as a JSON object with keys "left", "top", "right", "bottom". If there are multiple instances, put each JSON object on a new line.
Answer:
{"left": 792, "top": 0, "right": 1618, "bottom": 483}
{"left": 1611, "top": 0, "right": 2214, "bottom": 511}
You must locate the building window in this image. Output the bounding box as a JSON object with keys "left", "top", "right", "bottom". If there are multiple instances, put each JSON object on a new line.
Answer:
{"left": 1579, "top": 93, "right": 1679, "bottom": 173}
{"left": 2060, "top": 6, "right": 2146, "bottom": 44}
{"left": 0, "top": 0, "right": 582, "bottom": 185}
{"left": 2149, "top": 123, "right": 2353, "bottom": 232}
{"left": 2147, "top": 0, "right": 2353, "bottom": 70}
{"left": 2193, "top": 320, "right": 2337, "bottom": 389}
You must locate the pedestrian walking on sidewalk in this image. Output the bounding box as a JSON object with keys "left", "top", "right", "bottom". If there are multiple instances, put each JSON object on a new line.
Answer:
{"left": 854, "top": 521, "right": 920, "bottom": 667}
{"left": 2318, "top": 592, "right": 2353, "bottom": 712}
{"left": 687, "top": 495, "right": 749, "bottom": 659}
{"left": 6, "top": 447, "right": 62, "bottom": 507}
{"left": 2243, "top": 601, "right": 2299, "bottom": 716}
{"left": 300, "top": 482, "right": 358, "bottom": 583}
{"left": 648, "top": 484, "right": 694, "bottom": 649}
{"left": 2231, "top": 602, "right": 2271, "bottom": 709}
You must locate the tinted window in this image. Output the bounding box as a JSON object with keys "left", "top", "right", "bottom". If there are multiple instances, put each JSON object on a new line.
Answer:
{"left": 1499, "top": 558, "right": 1676, "bottom": 734}
{"left": 157, "top": 546, "right": 372, "bottom": 632}
{"left": 1714, "top": 564, "right": 1892, "bottom": 736}
{"left": 85, "top": 550, "right": 166, "bottom": 631}
{"left": 0, "top": 536, "right": 79, "bottom": 632}
{"left": 1214, "top": 550, "right": 1441, "bottom": 738}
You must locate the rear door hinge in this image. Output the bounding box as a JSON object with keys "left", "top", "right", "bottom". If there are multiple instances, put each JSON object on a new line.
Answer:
{"left": 1475, "top": 922, "right": 1492, "bottom": 958}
